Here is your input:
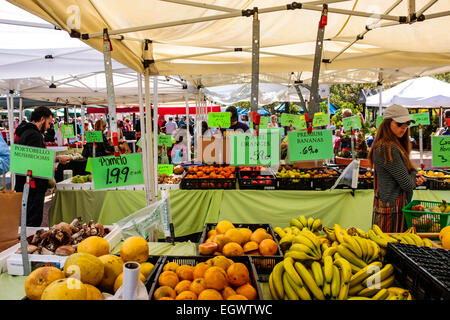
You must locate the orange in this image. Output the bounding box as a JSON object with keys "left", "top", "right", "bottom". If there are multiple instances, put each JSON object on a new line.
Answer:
{"left": 226, "top": 262, "right": 250, "bottom": 287}
{"left": 222, "top": 242, "right": 244, "bottom": 256}
{"left": 153, "top": 286, "right": 176, "bottom": 300}
{"left": 236, "top": 283, "right": 257, "bottom": 300}
{"left": 199, "top": 242, "right": 218, "bottom": 255}
{"left": 25, "top": 267, "right": 65, "bottom": 300}
{"left": 176, "top": 265, "right": 195, "bottom": 281}
{"left": 439, "top": 226, "right": 450, "bottom": 241}
{"left": 158, "top": 271, "right": 179, "bottom": 289}
{"left": 227, "top": 294, "right": 248, "bottom": 300}
{"left": 176, "top": 291, "right": 197, "bottom": 300}
{"left": 174, "top": 280, "right": 192, "bottom": 295}
{"left": 221, "top": 286, "right": 237, "bottom": 300}
{"left": 193, "top": 262, "right": 210, "bottom": 279}
{"left": 239, "top": 228, "right": 253, "bottom": 243}
{"left": 243, "top": 241, "right": 259, "bottom": 253}
{"left": 77, "top": 236, "right": 110, "bottom": 257}
{"left": 212, "top": 234, "right": 230, "bottom": 251}
{"left": 259, "top": 239, "right": 278, "bottom": 256}
{"left": 225, "top": 228, "right": 245, "bottom": 245}
{"left": 190, "top": 278, "right": 206, "bottom": 295}
{"left": 198, "top": 289, "right": 223, "bottom": 300}
{"left": 204, "top": 266, "right": 228, "bottom": 291}
{"left": 211, "top": 255, "right": 233, "bottom": 271}
{"left": 119, "top": 236, "right": 149, "bottom": 263}
{"left": 113, "top": 272, "right": 146, "bottom": 293}
{"left": 163, "top": 262, "right": 180, "bottom": 272}
{"left": 207, "top": 229, "right": 217, "bottom": 239}
{"left": 250, "top": 229, "right": 272, "bottom": 244}
{"left": 216, "top": 221, "right": 235, "bottom": 234}
{"left": 442, "top": 234, "right": 450, "bottom": 250}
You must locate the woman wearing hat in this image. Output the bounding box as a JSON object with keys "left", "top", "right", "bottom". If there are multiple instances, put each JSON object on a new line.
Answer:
{"left": 368, "top": 105, "right": 426, "bottom": 233}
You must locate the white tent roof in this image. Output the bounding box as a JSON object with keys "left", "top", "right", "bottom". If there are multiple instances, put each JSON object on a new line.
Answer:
{"left": 8, "top": 0, "right": 450, "bottom": 82}
{"left": 365, "top": 76, "right": 450, "bottom": 107}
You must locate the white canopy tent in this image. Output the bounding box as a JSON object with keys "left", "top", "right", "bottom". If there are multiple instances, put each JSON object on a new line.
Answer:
{"left": 365, "top": 76, "right": 450, "bottom": 107}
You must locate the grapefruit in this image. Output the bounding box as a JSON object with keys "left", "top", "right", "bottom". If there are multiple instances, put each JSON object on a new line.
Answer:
{"left": 77, "top": 236, "right": 110, "bottom": 257}
{"left": 64, "top": 252, "right": 104, "bottom": 286}
{"left": 120, "top": 236, "right": 149, "bottom": 263}
{"left": 41, "top": 278, "right": 87, "bottom": 300}
{"left": 25, "top": 266, "right": 65, "bottom": 300}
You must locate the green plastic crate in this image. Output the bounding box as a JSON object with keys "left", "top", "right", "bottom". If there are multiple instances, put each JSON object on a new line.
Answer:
{"left": 402, "top": 200, "right": 450, "bottom": 233}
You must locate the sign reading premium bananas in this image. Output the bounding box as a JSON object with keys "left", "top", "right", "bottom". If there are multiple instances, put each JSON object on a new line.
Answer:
{"left": 432, "top": 135, "right": 450, "bottom": 167}
{"left": 90, "top": 153, "right": 144, "bottom": 190}
{"left": 230, "top": 129, "right": 280, "bottom": 166}
{"left": 288, "top": 129, "right": 333, "bottom": 162}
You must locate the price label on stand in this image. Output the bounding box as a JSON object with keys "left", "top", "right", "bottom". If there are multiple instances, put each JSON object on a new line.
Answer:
{"left": 61, "top": 125, "right": 75, "bottom": 138}
{"left": 158, "top": 135, "right": 173, "bottom": 147}
{"left": 230, "top": 129, "right": 280, "bottom": 166}
{"left": 281, "top": 114, "right": 306, "bottom": 130}
{"left": 208, "top": 112, "right": 231, "bottom": 128}
{"left": 259, "top": 116, "right": 269, "bottom": 129}
{"left": 288, "top": 129, "right": 333, "bottom": 162}
{"left": 85, "top": 131, "right": 103, "bottom": 143}
{"left": 158, "top": 164, "right": 174, "bottom": 175}
{"left": 409, "top": 113, "right": 430, "bottom": 127}
{"left": 432, "top": 136, "right": 450, "bottom": 167}
{"left": 10, "top": 145, "right": 55, "bottom": 179}
{"left": 91, "top": 153, "right": 144, "bottom": 190}
{"left": 342, "top": 115, "right": 362, "bottom": 131}
{"left": 312, "top": 113, "right": 330, "bottom": 127}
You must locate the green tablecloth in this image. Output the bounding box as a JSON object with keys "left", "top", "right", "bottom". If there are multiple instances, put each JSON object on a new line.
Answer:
{"left": 48, "top": 188, "right": 450, "bottom": 237}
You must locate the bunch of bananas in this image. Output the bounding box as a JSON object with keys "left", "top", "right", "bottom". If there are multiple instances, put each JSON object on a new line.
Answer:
{"left": 368, "top": 225, "right": 433, "bottom": 248}
{"left": 289, "top": 216, "right": 323, "bottom": 234}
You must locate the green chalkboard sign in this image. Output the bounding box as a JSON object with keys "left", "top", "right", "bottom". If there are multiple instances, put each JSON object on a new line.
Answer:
{"left": 312, "top": 113, "right": 330, "bottom": 127}
{"left": 288, "top": 129, "right": 334, "bottom": 162}
{"left": 158, "top": 135, "right": 173, "bottom": 147}
{"left": 61, "top": 125, "right": 75, "bottom": 138}
{"left": 10, "top": 144, "right": 55, "bottom": 179}
{"left": 410, "top": 113, "right": 430, "bottom": 127}
{"left": 281, "top": 113, "right": 306, "bottom": 130}
{"left": 91, "top": 153, "right": 144, "bottom": 190}
{"left": 342, "top": 115, "right": 362, "bottom": 131}
{"left": 158, "top": 164, "right": 174, "bottom": 175}
{"left": 432, "top": 136, "right": 450, "bottom": 167}
{"left": 208, "top": 112, "right": 231, "bottom": 128}
{"left": 230, "top": 129, "right": 280, "bottom": 166}
{"left": 259, "top": 117, "right": 269, "bottom": 129}
{"left": 85, "top": 131, "right": 103, "bottom": 143}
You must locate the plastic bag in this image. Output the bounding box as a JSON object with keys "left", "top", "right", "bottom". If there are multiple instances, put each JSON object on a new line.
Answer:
{"left": 331, "top": 160, "right": 360, "bottom": 190}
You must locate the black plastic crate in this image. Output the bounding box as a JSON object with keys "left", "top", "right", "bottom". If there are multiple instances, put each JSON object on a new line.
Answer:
{"left": 180, "top": 177, "right": 236, "bottom": 189}
{"left": 385, "top": 242, "right": 450, "bottom": 300}
{"left": 148, "top": 255, "right": 264, "bottom": 300}
{"left": 250, "top": 255, "right": 284, "bottom": 283}
{"left": 237, "top": 169, "right": 277, "bottom": 190}
{"left": 276, "top": 165, "right": 313, "bottom": 190}
{"left": 309, "top": 167, "right": 340, "bottom": 190}
{"left": 428, "top": 179, "right": 450, "bottom": 190}
{"left": 197, "top": 223, "right": 283, "bottom": 257}
{"left": 335, "top": 167, "right": 375, "bottom": 190}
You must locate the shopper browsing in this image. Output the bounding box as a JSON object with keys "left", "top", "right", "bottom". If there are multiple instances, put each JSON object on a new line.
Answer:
{"left": 368, "top": 104, "right": 426, "bottom": 233}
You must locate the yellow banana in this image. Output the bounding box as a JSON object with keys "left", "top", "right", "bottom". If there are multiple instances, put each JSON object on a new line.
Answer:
{"left": 334, "top": 252, "right": 343, "bottom": 261}
{"left": 365, "top": 264, "right": 394, "bottom": 287}
{"left": 290, "top": 218, "right": 304, "bottom": 230}
{"left": 401, "top": 234, "right": 416, "bottom": 245}
{"left": 283, "top": 257, "right": 303, "bottom": 286}
{"left": 337, "top": 270, "right": 350, "bottom": 300}
{"left": 321, "top": 242, "right": 330, "bottom": 252}
{"left": 354, "top": 236, "right": 369, "bottom": 261}
{"left": 294, "top": 261, "right": 326, "bottom": 300}
{"left": 368, "top": 229, "right": 389, "bottom": 247}
{"left": 300, "top": 229, "right": 321, "bottom": 253}
{"left": 372, "top": 224, "right": 385, "bottom": 237}
{"left": 284, "top": 251, "right": 319, "bottom": 261}
{"left": 332, "top": 241, "right": 339, "bottom": 248}
{"left": 268, "top": 271, "right": 279, "bottom": 300}
{"left": 423, "top": 238, "right": 433, "bottom": 248}
{"left": 387, "top": 287, "right": 410, "bottom": 299}
{"left": 322, "top": 247, "right": 337, "bottom": 259}
{"left": 298, "top": 215, "right": 308, "bottom": 228}
{"left": 322, "top": 278, "right": 331, "bottom": 299}
{"left": 323, "top": 255, "right": 333, "bottom": 283}
{"left": 372, "top": 288, "right": 389, "bottom": 300}
{"left": 284, "top": 227, "right": 293, "bottom": 234}
{"left": 330, "top": 265, "right": 340, "bottom": 299}
{"left": 356, "top": 228, "right": 368, "bottom": 238}
{"left": 334, "top": 224, "right": 347, "bottom": 243}
{"left": 366, "top": 239, "right": 379, "bottom": 262}
{"left": 307, "top": 217, "right": 315, "bottom": 229}
{"left": 285, "top": 272, "right": 312, "bottom": 300}
{"left": 366, "top": 274, "right": 396, "bottom": 291}
{"left": 334, "top": 258, "right": 352, "bottom": 285}
{"left": 312, "top": 219, "right": 323, "bottom": 232}
{"left": 357, "top": 286, "right": 381, "bottom": 297}
{"left": 349, "top": 283, "right": 365, "bottom": 296}
{"left": 407, "top": 293, "right": 413, "bottom": 300}
{"left": 337, "top": 243, "right": 368, "bottom": 269}
{"left": 343, "top": 234, "right": 363, "bottom": 258}
{"left": 408, "top": 233, "right": 424, "bottom": 246}
{"left": 348, "top": 262, "right": 362, "bottom": 274}
{"left": 272, "top": 261, "right": 285, "bottom": 299}
{"left": 282, "top": 272, "right": 299, "bottom": 300}
{"left": 292, "top": 234, "right": 317, "bottom": 253}
{"left": 347, "top": 296, "right": 373, "bottom": 300}
{"left": 311, "top": 261, "right": 324, "bottom": 288}
{"left": 289, "top": 243, "right": 316, "bottom": 256}
{"left": 323, "top": 227, "right": 337, "bottom": 242}
{"left": 273, "top": 227, "right": 286, "bottom": 239}
{"left": 350, "top": 261, "right": 383, "bottom": 287}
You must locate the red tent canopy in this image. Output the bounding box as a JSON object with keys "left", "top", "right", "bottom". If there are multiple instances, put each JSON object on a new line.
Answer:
{"left": 86, "top": 105, "right": 221, "bottom": 115}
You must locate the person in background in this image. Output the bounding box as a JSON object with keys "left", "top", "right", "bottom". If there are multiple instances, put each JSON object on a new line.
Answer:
{"left": 170, "top": 135, "right": 188, "bottom": 164}
{"left": 435, "top": 109, "right": 450, "bottom": 136}
{"left": 368, "top": 104, "right": 426, "bottom": 233}
{"left": 0, "top": 133, "right": 10, "bottom": 176}
{"left": 124, "top": 118, "right": 132, "bottom": 132}
{"left": 220, "top": 106, "right": 249, "bottom": 136}
{"left": 82, "top": 119, "right": 114, "bottom": 158}
{"left": 14, "top": 117, "right": 20, "bottom": 129}
{"left": 44, "top": 122, "right": 56, "bottom": 142}
{"left": 241, "top": 115, "right": 249, "bottom": 127}
{"left": 268, "top": 115, "right": 279, "bottom": 128}
{"left": 201, "top": 120, "right": 213, "bottom": 136}
{"left": 14, "top": 107, "right": 72, "bottom": 226}
{"left": 165, "top": 117, "right": 178, "bottom": 135}
{"left": 175, "top": 116, "right": 180, "bottom": 127}
{"left": 178, "top": 116, "right": 186, "bottom": 128}
{"left": 83, "top": 122, "right": 91, "bottom": 133}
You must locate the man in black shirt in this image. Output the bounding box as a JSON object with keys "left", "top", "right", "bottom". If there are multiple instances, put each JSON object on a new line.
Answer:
{"left": 14, "top": 107, "right": 71, "bottom": 226}
{"left": 220, "top": 106, "right": 250, "bottom": 136}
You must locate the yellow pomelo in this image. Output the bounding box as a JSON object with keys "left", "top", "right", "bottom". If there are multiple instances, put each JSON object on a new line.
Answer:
{"left": 98, "top": 254, "right": 124, "bottom": 291}
{"left": 120, "top": 236, "right": 149, "bottom": 263}
{"left": 41, "top": 278, "right": 87, "bottom": 300}
{"left": 77, "top": 236, "right": 110, "bottom": 257}
{"left": 64, "top": 252, "right": 105, "bottom": 286}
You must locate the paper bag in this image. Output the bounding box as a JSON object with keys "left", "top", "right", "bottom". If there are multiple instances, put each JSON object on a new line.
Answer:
{"left": 0, "top": 191, "right": 22, "bottom": 252}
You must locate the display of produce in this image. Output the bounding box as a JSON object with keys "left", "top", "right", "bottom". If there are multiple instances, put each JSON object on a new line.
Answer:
{"left": 198, "top": 221, "right": 281, "bottom": 257}
{"left": 23, "top": 236, "right": 158, "bottom": 300}
{"left": 71, "top": 174, "right": 92, "bottom": 183}
{"left": 403, "top": 200, "right": 450, "bottom": 232}
{"left": 237, "top": 166, "right": 277, "bottom": 190}
{"left": 410, "top": 200, "right": 450, "bottom": 213}
{"left": 269, "top": 216, "right": 445, "bottom": 300}
{"left": 158, "top": 174, "right": 182, "bottom": 185}
{"left": 16, "top": 218, "right": 110, "bottom": 256}
{"left": 149, "top": 256, "right": 261, "bottom": 300}
{"left": 181, "top": 165, "right": 236, "bottom": 189}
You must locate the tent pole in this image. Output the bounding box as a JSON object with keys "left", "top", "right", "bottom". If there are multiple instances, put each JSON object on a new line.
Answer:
{"left": 144, "top": 70, "right": 156, "bottom": 203}
{"left": 19, "top": 97, "right": 23, "bottom": 122}
{"left": 250, "top": 8, "right": 260, "bottom": 121}
{"left": 153, "top": 76, "right": 159, "bottom": 192}
{"left": 137, "top": 73, "right": 151, "bottom": 206}
{"left": 81, "top": 102, "right": 86, "bottom": 145}
{"left": 185, "top": 88, "right": 191, "bottom": 162}
{"left": 7, "top": 93, "right": 15, "bottom": 190}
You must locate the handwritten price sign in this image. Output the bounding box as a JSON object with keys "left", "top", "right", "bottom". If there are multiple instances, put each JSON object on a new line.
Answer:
{"left": 409, "top": 113, "right": 430, "bottom": 127}
{"left": 281, "top": 113, "right": 306, "bottom": 130}
{"left": 61, "top": 125, "right": 75, "bottom": 138}
{"left": 158, "top": 135, "right": 173, "bottom": 147}
{"left": 158, "top": 164, "right": 174, "bottom": 175}
{"left": 85, "top": 131, "right": 103, "bottom": 143}
{"left": 288, "top": 129, "right": 333, "bottom": 161}
{"left": 208, "top": 112, "right": 231, "bottom": 128}
{"left": 342, "top": 115, "right": 362, "bottom": 131}
{"left": 432, "top": 136, "right": 450, "bottom": 167}
{"left": 10, "top": 145, "right": 55, "bottom": 179}
{"left": 230, "top": 129, "right": 280, "bottom": 166}
{"left": 312, "top": 113, "right": 329, "bottom": 127}
{"left": 91, "top": 153, "right": 144, "bottom": 190}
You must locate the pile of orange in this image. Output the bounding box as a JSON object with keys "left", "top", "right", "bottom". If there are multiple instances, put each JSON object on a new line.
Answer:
{"left": 185, "top": 165, "right": 235, "bottom": 179}
{"left": 198, "top": 220, "right": 279, "bottom": 256}
{"left": 153, "top": 257, "right": 258, "bottom": 300}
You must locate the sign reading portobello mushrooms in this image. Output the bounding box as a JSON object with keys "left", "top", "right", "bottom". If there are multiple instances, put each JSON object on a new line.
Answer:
{"left": 10, "top": 145, "right": 55, "bottom": 179}
{"left": 91, "top": 153, "right": 144, "bottom": 189}
{"left": 288, "top": 129, "right": 334, "bottom": 162}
